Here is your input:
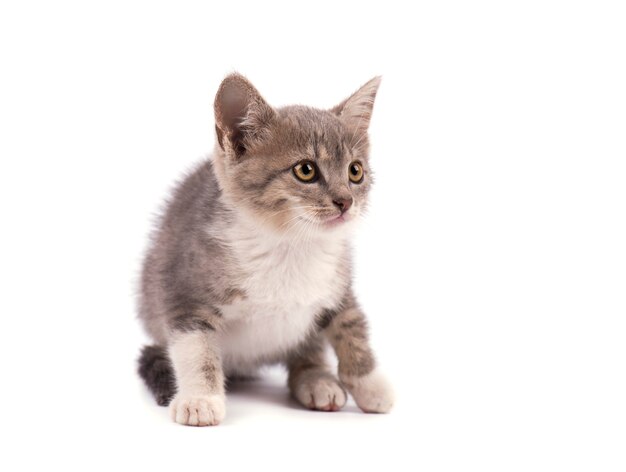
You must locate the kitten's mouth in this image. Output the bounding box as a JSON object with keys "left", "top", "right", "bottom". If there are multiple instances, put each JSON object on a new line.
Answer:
{"left": 322, "top": 213, "right": 350, "bottom": 227}
{"left": 297, "top": 209, "right": 354, "bottom": 229}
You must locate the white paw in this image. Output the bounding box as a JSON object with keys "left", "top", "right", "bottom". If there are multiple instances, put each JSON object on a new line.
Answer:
{"left": 342, "top": 369, "right": 394, "bottom": 413}
{"left": 169, "top": 393, "right": 226, "bottom": 426}
{"left": 293, "top": 371, "right": 347, "bottom": 412}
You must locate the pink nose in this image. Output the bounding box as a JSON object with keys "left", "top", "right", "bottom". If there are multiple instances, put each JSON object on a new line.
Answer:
{"left": 332, "top": 197, "right": 353, "bottom": 213}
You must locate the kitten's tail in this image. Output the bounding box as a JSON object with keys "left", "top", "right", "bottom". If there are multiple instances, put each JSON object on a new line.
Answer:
{"left": 137, "top": 345, "right": 176, "bottom": 406}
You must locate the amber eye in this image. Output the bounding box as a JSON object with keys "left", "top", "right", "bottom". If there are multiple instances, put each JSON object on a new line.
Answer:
{"left": 348, "top": 161, "right": 364, "bottom": 183}
{"left": 293, "top": 161, "right": 318, "bottom": 182}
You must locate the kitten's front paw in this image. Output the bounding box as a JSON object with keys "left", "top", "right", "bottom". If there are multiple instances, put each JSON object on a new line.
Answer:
{"left": 342, "top": 369, "right": 394, "bottom": 413}
{"left": 169, "top": 393, "right": 226, "bottom": 426}
{"left": 292, "top": 371, "right": 347, "bottom": 412}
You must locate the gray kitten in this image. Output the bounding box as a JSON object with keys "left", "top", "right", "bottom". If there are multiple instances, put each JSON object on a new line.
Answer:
{"left": 137, "top": 73, "right": 394, "bottom": 426}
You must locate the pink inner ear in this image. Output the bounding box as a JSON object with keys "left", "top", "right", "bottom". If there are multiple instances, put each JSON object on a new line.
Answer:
{"left": 215, "top": 84, "right": 256, "bottom": 156}
{"left": 219, "top": 86, "right": 248, "bottom": 127}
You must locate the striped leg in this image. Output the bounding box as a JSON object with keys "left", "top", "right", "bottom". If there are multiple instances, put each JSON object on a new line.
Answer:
{"left": 320, "top": 299, "right": 394, "bottom": 413}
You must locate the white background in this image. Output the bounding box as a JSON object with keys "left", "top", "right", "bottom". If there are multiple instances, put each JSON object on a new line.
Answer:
{"left": 1, "top": 1, "right": 625, "bottom": 470}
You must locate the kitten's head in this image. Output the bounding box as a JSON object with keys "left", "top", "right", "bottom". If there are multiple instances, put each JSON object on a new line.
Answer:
{"left": 213, "top": 73, "right": 380, "bottom": 237}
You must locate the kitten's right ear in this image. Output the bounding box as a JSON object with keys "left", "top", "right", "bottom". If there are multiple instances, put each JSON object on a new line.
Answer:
{"left": 214, "top": 73, "right": 275, "bottom": 158}
{"left": 331, "top": 76, "right": 381, "bottom": 139}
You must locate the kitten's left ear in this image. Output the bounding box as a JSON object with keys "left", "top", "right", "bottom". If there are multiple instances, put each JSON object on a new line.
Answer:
{"left": 214, "top": 73, "right": 275, "bottom": 158}
{"left": 331, "top": 76, "right": 382, "bottom": 136}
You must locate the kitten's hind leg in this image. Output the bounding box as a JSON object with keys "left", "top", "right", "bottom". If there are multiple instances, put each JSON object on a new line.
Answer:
{"left": 168, "top": 313, "right": 226, "bottom": 426}
{"left": 287, "top": 336, "right": 347, "bottom": 412}
{"left": 138, "top": 344, "right": 176, "bottom": 406}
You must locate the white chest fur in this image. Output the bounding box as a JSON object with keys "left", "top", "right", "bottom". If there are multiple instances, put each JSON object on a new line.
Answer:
{"left": 212, "top": 215, "right": 349, "bottom": 373}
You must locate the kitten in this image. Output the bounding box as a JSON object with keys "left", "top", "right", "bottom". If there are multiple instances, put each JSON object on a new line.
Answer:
{"left": 137, "top": 73, "right": 394, "bottom": 426}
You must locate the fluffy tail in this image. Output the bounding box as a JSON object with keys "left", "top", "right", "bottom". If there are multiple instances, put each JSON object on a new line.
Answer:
{"left": 138, "top": 345, "right": 176, "bottom": 406}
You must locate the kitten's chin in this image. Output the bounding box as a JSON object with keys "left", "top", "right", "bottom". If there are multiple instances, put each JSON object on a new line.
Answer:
{"left": 314, "top": 212, "right": 360, "bottom": 237}
{"left": 321, "top": 213, "right": 350, "bottom": 228}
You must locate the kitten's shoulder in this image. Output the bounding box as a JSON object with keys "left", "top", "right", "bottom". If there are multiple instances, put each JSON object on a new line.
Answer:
{"left": 161, "top": 158, "right": 224, "bottom": 230}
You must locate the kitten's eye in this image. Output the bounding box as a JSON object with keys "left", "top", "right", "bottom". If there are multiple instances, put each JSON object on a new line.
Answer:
{"left": 349, "top": 161, "right": 364, "bottom": 183}
{"left": 293, "top": 161, "right": 318, "bottom": 183}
